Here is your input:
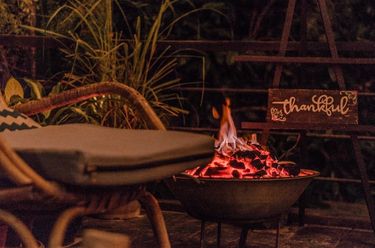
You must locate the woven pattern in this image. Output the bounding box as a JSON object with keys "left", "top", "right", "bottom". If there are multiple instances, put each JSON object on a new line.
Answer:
{"left": 0, "top": 93, "right": 40, "bottom": 132}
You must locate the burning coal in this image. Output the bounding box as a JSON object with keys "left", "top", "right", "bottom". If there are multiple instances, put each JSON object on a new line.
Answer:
{"left": 185, "top": 99, "right": 301, "bottom": 179}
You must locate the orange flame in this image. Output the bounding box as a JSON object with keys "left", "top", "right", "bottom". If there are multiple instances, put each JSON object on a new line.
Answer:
{"left": 215, "top": 98, "right": 258, "bottom": 157}
{"left": 186, "top": 99, "right": 301, "bottom": 179}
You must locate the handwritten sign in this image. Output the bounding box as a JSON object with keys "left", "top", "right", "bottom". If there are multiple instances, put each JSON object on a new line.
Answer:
{"left": 268, "top": 89, "right": 358, "bottom": 124}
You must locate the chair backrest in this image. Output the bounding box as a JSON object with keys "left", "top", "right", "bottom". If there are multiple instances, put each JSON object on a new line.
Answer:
{"left": 0, "top": 92, "right": 40, "bottom": 132}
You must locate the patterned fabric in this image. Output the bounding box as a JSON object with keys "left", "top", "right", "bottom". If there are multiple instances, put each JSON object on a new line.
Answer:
{"left": 0, "top": 93, "right": 40, "bottom": 132}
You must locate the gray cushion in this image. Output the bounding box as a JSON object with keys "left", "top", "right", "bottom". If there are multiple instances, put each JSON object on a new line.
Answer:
{"left": 1, "top": 124, "right": 214, "bottom": 186}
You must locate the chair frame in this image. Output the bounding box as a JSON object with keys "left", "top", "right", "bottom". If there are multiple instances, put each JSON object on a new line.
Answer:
{"left": 0, "top": 81, "right": 171, "bottom": 248}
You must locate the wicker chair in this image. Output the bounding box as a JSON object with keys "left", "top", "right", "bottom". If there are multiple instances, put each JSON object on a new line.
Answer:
{"left": 0, "top": 82, "right": 214, "bottom": 248}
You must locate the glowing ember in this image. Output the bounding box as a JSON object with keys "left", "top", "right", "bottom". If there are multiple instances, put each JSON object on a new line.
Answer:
{"left": 186, "top": 99, "right": 301, "bottom": 179}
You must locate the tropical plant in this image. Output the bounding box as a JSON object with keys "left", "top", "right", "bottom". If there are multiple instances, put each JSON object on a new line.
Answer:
{"left": 0, "top": 0, "right": 37, "bottom": 87}
{"left": 22, "top": 0, "right": 193, "bottom": 128}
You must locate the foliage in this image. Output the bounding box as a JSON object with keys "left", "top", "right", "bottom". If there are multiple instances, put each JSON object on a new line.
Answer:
{"left": 0, "top": 1, "right": 22, "bottom": 34}
{"left": 22, "top": 0, "right": 200, "bottom": 128}
{"left": 3, "top": 77, "right": 24, "bottom": 103}
{"left": 0, "top": 0, "right": 38, "bottom": 88}
{"left": 0, "top": 0, "right": 37, "bottom": 34}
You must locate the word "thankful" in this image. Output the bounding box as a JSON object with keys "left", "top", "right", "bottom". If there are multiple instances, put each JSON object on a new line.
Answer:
{"left": 272, "top": 94, "right": 350, "bottom": 116}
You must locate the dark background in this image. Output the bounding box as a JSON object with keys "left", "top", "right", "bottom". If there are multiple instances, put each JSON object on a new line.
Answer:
{"left": 1, "top": 0, "right": 374, "bottom": 206}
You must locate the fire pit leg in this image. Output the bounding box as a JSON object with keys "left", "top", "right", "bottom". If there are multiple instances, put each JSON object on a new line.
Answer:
{"left": 238, "top": 226, "right": 249, "bottom": 248}
{"left": 275, "top": 219, "right": 281, "bottom": 248}
{"left": 200, "top": 221, "right": 206, "bottom": 248}
{"left": 298, "top": 192, "right": 306, "bottom": 226}
{"left": 217, "top": 222, "right": 221, "bottom": 248}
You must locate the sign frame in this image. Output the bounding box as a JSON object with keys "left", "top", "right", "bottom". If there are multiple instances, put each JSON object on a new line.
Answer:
{"left": 267, "top": 89, "right": 358, "bottom": 124}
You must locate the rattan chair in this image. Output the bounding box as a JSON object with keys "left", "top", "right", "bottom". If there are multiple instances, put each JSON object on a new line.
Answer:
{"left": 0, "top": 82, "right": 214, "bottom": 248}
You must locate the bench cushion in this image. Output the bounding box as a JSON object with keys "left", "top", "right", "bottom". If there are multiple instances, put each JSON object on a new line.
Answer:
{"left": 2, "top": 124, "right": 214, "bottom": 186}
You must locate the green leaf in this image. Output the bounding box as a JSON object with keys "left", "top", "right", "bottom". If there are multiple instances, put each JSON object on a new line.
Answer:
{"left": 9, "top": 95, "right": 24, "bottom": 105}
{"left": 24, "top": 78, "right": 50, "bottom": 118}
{"left": 49, "top": 83, "right": 62, "bottom": 96}
{"left": 70, "top": 107, "right": 90, "bottom": 122}
{"left": 23, "top": 78, "right": 43, "bottom": 100}
{"left": 41, "top": 111, "right": 51, "bottom": 120}
{"left": 4, "top": 77, "right": 24, "bottom": 104}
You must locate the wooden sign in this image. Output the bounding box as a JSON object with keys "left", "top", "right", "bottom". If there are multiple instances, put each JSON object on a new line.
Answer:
{"left": 268, "top": 89, "right": 358, "bottom": 124}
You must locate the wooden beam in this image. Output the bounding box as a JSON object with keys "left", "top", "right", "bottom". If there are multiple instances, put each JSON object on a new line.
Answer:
{"left": 169, "top": 127, "right": 375, "bottom": 141}
{"left": 234, "top": 55, "right": 375, "bottom": 64}
{"left": 175, "top": 87, "right": 375, "bottom": 96}
{"left": 0, "top": 35, "right": 64, "bottom": 48}
{"left": 1, "top": 35, "right": 375, "bottom": 52}
{"left": 241, "top": 122, "right": 375, "bottom": 132}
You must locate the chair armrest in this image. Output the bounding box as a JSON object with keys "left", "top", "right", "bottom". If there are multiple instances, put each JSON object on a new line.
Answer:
{"left": 15, "top": 82, "right": 166, "bottom": 130}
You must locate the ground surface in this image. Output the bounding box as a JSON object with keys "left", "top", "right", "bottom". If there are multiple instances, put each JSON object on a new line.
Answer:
{"left": 82, "top": 208, "right": 375, "bottom": 248}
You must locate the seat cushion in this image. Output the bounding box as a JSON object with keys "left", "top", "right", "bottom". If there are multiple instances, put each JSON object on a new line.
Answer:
{"left": 1, "top": 124, "right": 214, "bottom": 186}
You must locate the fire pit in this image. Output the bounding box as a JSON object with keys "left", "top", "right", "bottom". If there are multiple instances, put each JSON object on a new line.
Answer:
{"left": 167, "top": 99, "right": 319, "bottom": 247}
{"left": 168, "top": 169, "right": 318, "bottom": 222}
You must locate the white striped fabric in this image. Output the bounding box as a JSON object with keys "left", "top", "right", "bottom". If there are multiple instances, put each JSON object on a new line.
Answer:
{"left": 0, "top": 92, "right": 40, "bottom": 132}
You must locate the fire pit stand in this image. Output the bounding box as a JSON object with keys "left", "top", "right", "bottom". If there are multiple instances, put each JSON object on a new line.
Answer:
{"left": 168, "top": 170, "right": 319, "bottom": 248}
{"left": 199, "top": 217, "right": 281, "bottom": 248}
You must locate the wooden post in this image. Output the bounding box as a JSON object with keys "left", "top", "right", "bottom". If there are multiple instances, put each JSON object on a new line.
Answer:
{"left": 272, "top": 0, "right": 297, "bottom": 88}
{"left": 352, "top": 135, "right": 375, "bottom": 232}
{"left": 317, "top": 0, "right": 345, "bottom": 89}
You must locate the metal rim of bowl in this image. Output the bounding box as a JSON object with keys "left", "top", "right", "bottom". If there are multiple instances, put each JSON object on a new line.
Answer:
{"left": 175, "top": 169, "right": 320, "bottom": 182}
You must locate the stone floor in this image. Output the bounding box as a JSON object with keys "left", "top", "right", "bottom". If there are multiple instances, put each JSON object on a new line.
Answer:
{"left": 82, "top": 210, "right": 375, "bottom": 248}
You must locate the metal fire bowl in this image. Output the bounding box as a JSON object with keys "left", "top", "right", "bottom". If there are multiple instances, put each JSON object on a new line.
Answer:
{"left": 167, "top": 169, "right": 319, "bottom": 222}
